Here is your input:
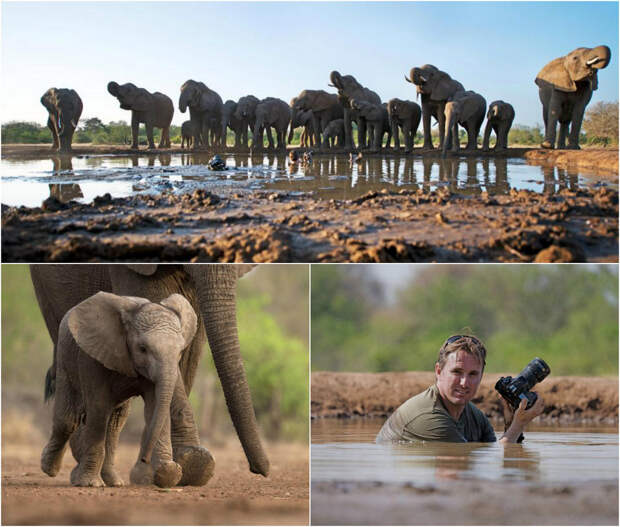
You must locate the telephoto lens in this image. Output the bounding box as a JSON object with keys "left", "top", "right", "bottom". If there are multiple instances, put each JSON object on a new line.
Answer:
{"left": 517, "top": 357, "right": 551, "bottom": 391}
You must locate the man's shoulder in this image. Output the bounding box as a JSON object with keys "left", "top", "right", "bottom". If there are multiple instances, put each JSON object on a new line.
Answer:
{"left": 397, "top": 385, "right": 450, "bottom": 423}
{"left": 465, "top": 400, "right": 492, "bottom": 424}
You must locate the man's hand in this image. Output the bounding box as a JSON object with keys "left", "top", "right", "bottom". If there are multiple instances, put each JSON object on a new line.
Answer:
{"left": 499, "top": 394, "right": 544, "bottom": 444}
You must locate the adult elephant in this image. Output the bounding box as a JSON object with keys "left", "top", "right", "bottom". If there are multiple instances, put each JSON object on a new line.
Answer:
{"left": 442, "top": 90, "right": 486, "bottom": 156}
{"left": 290, "top": 90, "right": 343, "bottom": 148}
{"left": 234, "top": 95, "right": 260, "bottom": 148}
{"left": 287, "top": 103, "right": 315, "bottom": 147}
{"left": 482, "top": 100, "right": 515, "bottom": 151}
{"left": 328, "top": 72, "right": 381, "bottom": 149}
{"left": 350, "top": 99, "right": 391, "bottom": 152}
{"left": 221, "top": 100, "right": 244, "bottom": 148}
{"left": 405, "top": 65, "right": 465, "bottom": 150}
{"left": 387, "top": 98, "right": 422, "bottom": 153}
{"left": 178, "top": 80, "right": 223, "bottom": 148}
{"left": 107, "top": 82, "right": 173, "bottom": 150}
{"left": 535, "top": 45, "right": 611, "bottom": 149}
{"left": 252, "top": 97, "right": 291, "bottom": 150}
{"left": 29, "top": 264, "right": 269, "bottom": 487}
{"left": 41, "top": 88, "right": 83, "bottom": 153}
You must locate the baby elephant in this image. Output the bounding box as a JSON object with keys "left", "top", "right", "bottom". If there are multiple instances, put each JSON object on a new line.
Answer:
{"left": 482, "top": 100, "right": 515, "bottom": 151}
{"left": 322, "top": 119, "right": 345, "bottom": 148}
{"left": 181, "top": 120, "right": 197, "bottom": 149}
{"left": 41, "top": 292, "right": 198, "bottom": 488}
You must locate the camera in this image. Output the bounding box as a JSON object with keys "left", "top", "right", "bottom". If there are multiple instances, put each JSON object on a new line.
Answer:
{"left": 495, "top": 358, "right": 550, "bottom": 410}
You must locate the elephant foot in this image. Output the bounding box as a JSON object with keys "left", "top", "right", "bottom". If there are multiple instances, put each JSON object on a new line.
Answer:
{"left": 101, "top": 467, "right": 124, "bottom": 487}
{"left": 130, "top": 460, "right": 154, "bottom": 485}
{"left": 130, "top": 145, "right": 139, "bottom": 150}
{"left": 71, "top": 466, "right": 105, "bottom": 487}
{"left": 41, "top": 444, "right": 65, "bottom": 477}
{"left": 423, "top": 143, "right": 434, "bottom": 150}
{"left": 175, "top": 446, "right": 215, "bottom": 486}
{"left": 566, "top": 144, "right": 581, "bottom": 150}
{"left": 154, "top": 461, "right": 183, "bottom": 488}
{"left": 540, "top": 141, "right": 554, "bottom": 149}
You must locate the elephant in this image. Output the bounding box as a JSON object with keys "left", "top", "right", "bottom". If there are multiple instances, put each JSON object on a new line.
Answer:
{"left": 178, "top": 80, "right": 223, "bottom": 148}
{"left": 234, "top": 95, "right": 260, "bottom": 148}
{"left": 41, "top": 88, "right": 83, "bottom": 153}
{"left": 322, "top": 119, "right": 345, "bottom": 148}
{"left": 482, "top": 100, "right": 515, "bottom": 151}
{"left": 290, "top": 90, "right": 343, "bottom": 148}
{"left": 405, "top": 65, "right": 465, "bottom": 150}
{"left": 252, "top": 97, "right": 291, "bottom": 150}
{"left": 41, "top": 292, "right": 197, "bottom": 488}
{"left": 221, "top": 100, "right": 245, "bottom": 148}
{"left": 107, "top": 82, "right": 173, "bottom": 150}
{"left": 350, "top": 99, "right": 391, "bottom": 152}
{"left": 442, "top": 90, "right": 487, "bottom": 156}
{"left": 535, "top": 45, "right": 611, "bottom": 149}
{"left": 181, "top": 120, "right": 197, "bottom": 149}
{"left": 287, "top": 102, "right": 315, "bottom": 147}
{"left": 328, "top": 72, "right": 381, "bottom": 149}
{"left": 387, "top": 98, "right": 422, "bottom": 153}
{"left": 29, "top": 264, "right": 269, "bottom": 488}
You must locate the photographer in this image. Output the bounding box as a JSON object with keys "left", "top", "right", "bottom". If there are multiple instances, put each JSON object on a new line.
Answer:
{"left": 376, "top": 334, "right": 545, "bottom": 444}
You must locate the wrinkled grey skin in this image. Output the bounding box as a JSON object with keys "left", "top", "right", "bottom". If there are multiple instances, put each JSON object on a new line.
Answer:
{"left": 287, "top": 100, "right": 316, "bottom": 147}
{"left": 252, "top": 97, "right": 291, "bottom": 150}
{"left": 535, "top": 45, "right": 611, "bottom": 149}
{"left": 234, "top": 95, "right": 260, "bottom": 148}
{"left": 107, "top": 82, "right": 173, "bottom": 149}
{"left": 405, "top": 65, "right": 465, "bottom": 150}
{"left": 322, "top": 118, "right": 345, "bottom": 148}
{"left": 442, "top": 91, "right": 487, "bottom": 156}
{"left": 41, "top": 88, "right": 83, "bottom": 153}
{"left": 290, "top": 90, "right": 343, "bottom": 148}
{"left": 30, "top": 264, "right": 269, "bottom": 488}
{"left": 181, "top": 120, "right": 197, "bottom": 149}
{"left": 221, "top": 100, "right": 245, "bottom": 148}
{"left": 178, "top": 80, "right": 223, "bottom": 148}
{"left": 350, "top": 99, "right": 391, "bottom": 152}
{"left": 482, "top": 101, "right": 515, "bottom": 151}
{"left": 387, "top": 98, "right": 422, "bottom": 152}
{"left": 329, "top": 72, "right": 381, "bottom": 149}
{"left": 41, "top": 292, "right": 197, "bottom": 488}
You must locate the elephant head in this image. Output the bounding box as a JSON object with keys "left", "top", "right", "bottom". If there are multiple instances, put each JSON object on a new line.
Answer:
{"left": 107, "top": 82, "right": 152, "bottom": 112}
{"left": 536, "top": 45, "right": 611, "bottom": 92}
{"left": 179, "top": 80, "right": 223, "bottom": 115}
{"left": 67, "top": 291, "right": 197, "bottom": 464}
{"left": 405, "top": 65, "right": 464, "bottom": 101}
{"left": 221, "top": 100, "right": 238, "bottom": 140}
{"left": 487, "top": 100, "right": 511, "bottom": 121}
{"left": 41, "top": 88, "right": 80, "bottom": 136}
{"left": 234, "top": 95, "right": 260, "bottom": 121}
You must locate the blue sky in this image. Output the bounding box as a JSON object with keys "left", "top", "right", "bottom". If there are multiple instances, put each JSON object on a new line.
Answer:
{"left": 2, "top": 1, "right": 618, "bottom": 128}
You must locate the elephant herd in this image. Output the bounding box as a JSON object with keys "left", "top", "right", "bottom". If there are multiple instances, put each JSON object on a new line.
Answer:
{"left": 41, "top": 45, "right": 610, "bottom": 155}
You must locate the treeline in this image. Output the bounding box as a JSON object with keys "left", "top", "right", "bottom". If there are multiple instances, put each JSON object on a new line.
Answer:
{"left": 311, "top": 265, "right": 618, "bottom": 376}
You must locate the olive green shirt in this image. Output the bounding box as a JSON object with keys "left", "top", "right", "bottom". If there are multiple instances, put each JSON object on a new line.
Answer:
{"left": 376, "top": 384, "right": 497, "bottom": 443}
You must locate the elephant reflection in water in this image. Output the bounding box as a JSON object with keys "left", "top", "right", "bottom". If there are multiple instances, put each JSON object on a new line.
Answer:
{"left": 388, "top": 157, "right": 416, "bottom": 187}
{"left": 481, "top": 158, "right": 510, "bottom": 195}
{"left": 49, "top": 157, "right": 83, "bottom": 203}
{"left": 542, "top": 166, "right": 578, "bottom": 194}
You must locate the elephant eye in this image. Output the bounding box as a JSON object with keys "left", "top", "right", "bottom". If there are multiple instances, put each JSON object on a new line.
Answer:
{"left": 139, "top": 345, "right": 147, "bottom": 354}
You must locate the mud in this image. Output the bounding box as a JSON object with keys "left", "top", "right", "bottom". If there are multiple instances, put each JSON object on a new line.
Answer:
{"left": 311, "top": 372, "right": 619, "bottom": 425}
{"left": 2, "top": 146, "right": 618, "bottom": 263}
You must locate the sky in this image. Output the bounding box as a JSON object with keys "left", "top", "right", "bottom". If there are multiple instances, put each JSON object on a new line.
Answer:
{"left": 1, "top": 1, "right": 618, "bottom": 128}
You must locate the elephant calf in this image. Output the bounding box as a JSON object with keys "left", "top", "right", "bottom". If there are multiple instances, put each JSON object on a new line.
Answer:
{"left": 387, "top": 98, "right": 422, "bottom": 153}
{"left": 322, "top": 119, "right": 345, "bottom": 148}
{"left": 442, "top": 91, "right": 486, "bottom": 156}
{"left": 41, "top": 291, "right": 202, "bottom": 488}
{"left": 181, "top": 120, "right": 197, "bottom": 149}
{"left": 482, "top": 101, "right": 515, "bottom": 151}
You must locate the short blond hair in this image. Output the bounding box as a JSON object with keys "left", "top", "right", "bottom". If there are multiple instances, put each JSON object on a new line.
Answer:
{"left": 436, "top": 334, "right": 487, "bottom": 371}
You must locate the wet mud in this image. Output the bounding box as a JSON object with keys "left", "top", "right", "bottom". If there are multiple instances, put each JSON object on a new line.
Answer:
{"left": 2, "top": 146, "right": 618, "bottom": 263}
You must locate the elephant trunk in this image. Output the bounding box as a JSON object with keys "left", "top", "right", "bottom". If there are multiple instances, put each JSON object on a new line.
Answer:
{"left": 190, "top": 267, "right": 269, "bottom": 477}
{"left": 288, "top": 108, "right": 298, "bottom": 144}
{"left": 443, "top": 109, "right": 459, "bottom": 157}
{"left": 107, "top": 82, "right": 119, "bottom": 97}
{"left": 179, "top": 90, "right": 191, "bottom": 113}
{"left": 586, "top": 45, "right": 611, "bottom": 70}
{"left": 140, "top": 368, "right": 177, "bottom": 464}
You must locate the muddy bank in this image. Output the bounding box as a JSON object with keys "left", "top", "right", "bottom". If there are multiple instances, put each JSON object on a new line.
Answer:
{"left": 311, "top": 479, "right": 618, "bottom": 525}
{"left": 2, "top": 183, "right": 617, "bottom": 262}
{"left": 311, "top": 372, "right": 619, "bottom": 425}
{"left": 525, "top": 148, "right": 619, "bottom": 176}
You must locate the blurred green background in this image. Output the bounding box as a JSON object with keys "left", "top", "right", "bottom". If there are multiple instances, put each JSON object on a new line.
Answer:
{"left": 312, "top": 264, "right": 618, "bottom": 376}
{"left": 2, "top": 264, "right": 309, "bottom": 444}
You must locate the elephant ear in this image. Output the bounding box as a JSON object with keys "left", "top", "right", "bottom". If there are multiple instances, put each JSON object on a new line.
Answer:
{"left": 235, "top": 264, "right": 256, "bottom": 279}
{"left": 159, "top": 294, "right": 198, "bottom": 348}
{"left": 536, "top": 57, "right": 576, "bottom": 92}
{"left": 133, "top": 88, "right": 153, "bottom": 111}
{"left": 126, "top": 264, "right": 159, "bottom": 276}
{"left": 313, "top": 93, "right": 333, "bottom": 113}
{"left": 68, "top": 292, "right": 150, "bottom": 377}
{"left": 431, "top": 74, "right": 462, "bottom": 101}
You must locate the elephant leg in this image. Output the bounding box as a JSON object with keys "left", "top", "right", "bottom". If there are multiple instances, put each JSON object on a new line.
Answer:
{"left": 266, "top": 126, "right": 275, "bottom": 149}
{"left": 542, "top": 95, "right": 561, "bottom": 149}
{"left": 557, "top": 122, "right": 569, "bottom": 149}
{"left": 437, "top": 105, "right": 447, "bottom": 150}
{"left": 567, "top": 104, "right": 587, "bottom": 149}
{"left": 70, "top": 405, "right": 109, "bottom": 487}
{"left": 358, "top": 119, "right": 367, "bottom": 149}
{"left": 100, "top": 401, "right": 131, "bottom": 487}
{"left": 130, "top": 114, "right": 140, "bottom": 149}
{"left": 373, "top": 124, "right": 381, "bottom": 151}
{"left": 47, "top": 118, "right": 60, "bottom": 150}
{"left": 145, "top": 123, "right": 156, "bottom": 150}
{"left": 158, "top": 127, "right": 167, "bottom": 149}
{"left": 422, "top": 104, "right": 434, "bottom": 149}
{"left": 343, "top": 108, "right": 353, "bottom": 149}
{"left": 404, "top": 124, "right": 413, "bottom": 153}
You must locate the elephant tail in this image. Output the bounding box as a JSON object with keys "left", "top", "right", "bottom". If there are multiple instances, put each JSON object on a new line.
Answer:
{"left": 44, "top": 365, "right": 56, "bottom": 402}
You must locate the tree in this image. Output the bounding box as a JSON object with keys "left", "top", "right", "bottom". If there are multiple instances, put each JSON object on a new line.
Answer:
{"left": 583, "top": 101, "right": 619, "bottom": 146}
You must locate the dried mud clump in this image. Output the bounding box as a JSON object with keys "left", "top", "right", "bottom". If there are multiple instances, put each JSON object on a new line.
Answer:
{"left": 322, "top": 238, "right": 435, "bottom": 263}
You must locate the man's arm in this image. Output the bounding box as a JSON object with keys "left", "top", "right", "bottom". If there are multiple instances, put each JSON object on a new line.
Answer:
{"left": 499, "top": 396, "right": 545, "bottom": 444}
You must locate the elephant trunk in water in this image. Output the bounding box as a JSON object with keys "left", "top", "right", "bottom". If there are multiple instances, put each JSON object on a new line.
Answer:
{"left": 140, "top": 368, "right": 177, "bottom": 463}
{"left": 189, "top": 266, "right": 270, "bottom": 477}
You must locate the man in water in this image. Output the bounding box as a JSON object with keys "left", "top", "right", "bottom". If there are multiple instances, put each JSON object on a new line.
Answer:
{"left": 376, "top": 335, "right": 544, "bottom": 443}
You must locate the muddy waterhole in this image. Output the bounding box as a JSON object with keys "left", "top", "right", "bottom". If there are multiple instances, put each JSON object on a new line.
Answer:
{"left": 2, "top": 153, "right": 614, "bottom": 208}
{"left": 312, "top": 418, "right": 618, "bottom": 484}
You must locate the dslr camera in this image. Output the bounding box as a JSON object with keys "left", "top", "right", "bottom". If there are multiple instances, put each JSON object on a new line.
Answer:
{"left": 495, "top": 357, "right": 550, "bottom": 410}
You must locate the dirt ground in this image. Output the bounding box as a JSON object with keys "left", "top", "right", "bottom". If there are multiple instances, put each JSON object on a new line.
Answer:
{"left": 2, "top": 145, "right": 618, "bottom": 263}
{"left": 2, "top": 438, "right": 308, "bottom": 525}
{"left": 311, "top": 372, "right": 619, "bottom": 424}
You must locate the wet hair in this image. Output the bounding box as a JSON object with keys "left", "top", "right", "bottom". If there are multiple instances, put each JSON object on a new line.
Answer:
{"left": 436, "top": 334, "right": 487, "bottom": 371}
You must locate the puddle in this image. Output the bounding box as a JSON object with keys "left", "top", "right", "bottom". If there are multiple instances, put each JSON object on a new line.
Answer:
{"left": 1, "top": 153, "right": 613, "bottom": 208}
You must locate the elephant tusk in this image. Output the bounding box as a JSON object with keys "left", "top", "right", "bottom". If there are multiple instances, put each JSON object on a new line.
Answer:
{"left": 404, "top": 75, "right": 412, "bottom": 83}
{"left": 70, "top": 120, "right": 77, "bottom": 128}
{"left": 420, "top": 76, "right": 428, "bottom": 83}
{"left": 586, "top": 56, "right": 600, "bottom": 66}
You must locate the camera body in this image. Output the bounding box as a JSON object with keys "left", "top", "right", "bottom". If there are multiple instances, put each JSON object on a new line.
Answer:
{"left": 495, "top": 357, "right": 550, "bottom": 410}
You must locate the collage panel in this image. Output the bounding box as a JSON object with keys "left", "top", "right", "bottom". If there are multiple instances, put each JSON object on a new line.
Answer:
{"left": 1, "top": 264, "right": 309, "bottom": 525}
{"left": 311, "top": 264, "right": 619, "bottom": 525}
